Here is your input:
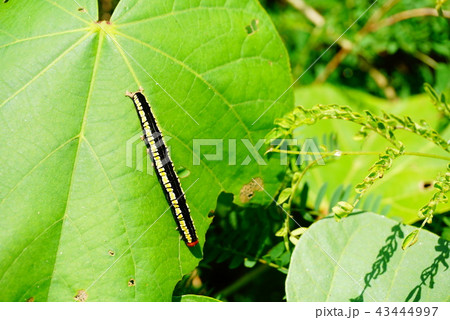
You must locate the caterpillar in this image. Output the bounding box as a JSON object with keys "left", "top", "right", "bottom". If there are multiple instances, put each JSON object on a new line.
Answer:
{"left": 126, "top": 89, "right": 199, "bottom": 247}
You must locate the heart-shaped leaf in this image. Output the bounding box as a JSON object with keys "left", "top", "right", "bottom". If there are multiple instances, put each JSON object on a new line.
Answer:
{"left": 0, "top": 0, "right": 293, "bottom": 301}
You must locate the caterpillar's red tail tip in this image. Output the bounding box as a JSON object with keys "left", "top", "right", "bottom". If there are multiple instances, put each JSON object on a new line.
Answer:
{"left": 186, "top": 240, "right": 199, "bottom": 247}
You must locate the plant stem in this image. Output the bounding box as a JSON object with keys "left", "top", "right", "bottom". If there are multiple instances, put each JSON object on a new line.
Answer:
{"left": 280, "top": 156, "right": 331, "bottom": 247}
{"left": 368, "top": 8, "right": 450, "bottom": 32}
{"left": 268, "top": 149, "right": 450, "bottom": 161}
{"left": 286, "top": 0, "right": 325, "bottom": 27}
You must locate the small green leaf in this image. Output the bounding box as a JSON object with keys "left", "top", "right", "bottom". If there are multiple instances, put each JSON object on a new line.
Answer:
{"left": 275, "top": 226, "right": 288, "bottom": 237}
{"left": 402, "top": 229, "right": 420, "bottom": 250}
{"left": 267, "top": 241, "right": 286, "bottom": 260}
{"left": 289, "top": 235, "right": 299, "bottom": 245}
{"left": 290, "top": 227, "right": 307, "bottom": 237}
{"left": 332, "top": 201, "right": 354, "bottom": 221}
{"left": 277, "top": 188, "right": 292, "bottom": 205}
{"left": 244, "top": 258, "right": 257, "bottom": 268}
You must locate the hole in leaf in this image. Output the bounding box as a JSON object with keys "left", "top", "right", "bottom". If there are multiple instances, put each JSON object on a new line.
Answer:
{"left": 245, "top": 19, "right": 259, "bottom": 35}
{"left": 98, "top": 0, "right": 119, "bottom": 21}
{"left": 77, "top": 7, "right": 87, "bottom": 13}
{"left": 26, "top": 297, "right": 34, "bottom": 302}
{"left": 176, "top": 166, "right": 191, "bottom": 179}
{"left": 3, "top": 0, "right": 10, "bottom": 3}
{"left": 74, "top": 289, "right": 88, "bottom": 302}
{"left": 128, "top": 278, "right": 135, "bottom": 287}
{"left": 108, "top": 250, "right": 115, "bottom": 256}
{"left": 239, "top": 178, "right": 264, "bottom": 203}
{"left": 420, "top": 181, "right": 433, "bottom": 190}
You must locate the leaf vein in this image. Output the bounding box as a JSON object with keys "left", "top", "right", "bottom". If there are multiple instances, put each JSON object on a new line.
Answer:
{"left": 0, "top": 32, "right": 92, "bottom": 109}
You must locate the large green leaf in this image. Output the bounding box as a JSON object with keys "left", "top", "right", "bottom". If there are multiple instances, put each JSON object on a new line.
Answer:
{"left": 0, "top": 0, "right": 293, "bottom": 301}
{"left": 286, "top": 212, "right": 450, "bottom": 302}
{"left": 293, "top": 84, "right": 450, "bottom": 223}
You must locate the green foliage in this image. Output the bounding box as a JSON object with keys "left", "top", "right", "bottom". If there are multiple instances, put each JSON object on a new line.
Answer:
{"left": 419, "top": 164, "right": 450, "bottom": 219}
{"left": 267, "top": 84, "right": 450, "bottom": 224}
{"left": 201, "top": 193, "right": 287, "bottom": 273}
{"left": 354, "top": 147, "right": 403, "bottom": 195}
{"left": 403, "top": 164, "right": 450, "bottom": 249}
{"left": 263, "top": 0, "right": 450, "bottom": 96}
{"left": 0, "top": 0, "right": 293, "bottom": 301}
{"left": 424, "top": 83, "right": 450, "bottom": 118}
{"left": 267, "top": 101, "right": 449, "bottom": 226}
{"left": 198, "top": 0, "right": 449, "bottom": 301}
{"left": 286, "top": 213, "right": 449, "bottom": 302}
{"left": 269, "top": 104, "right": 449, "bottom": 151}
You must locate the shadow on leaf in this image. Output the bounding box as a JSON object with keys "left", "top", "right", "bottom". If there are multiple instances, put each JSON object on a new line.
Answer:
{"left": 405, "top": 238, "right": 449, "bottom": 302}
{"left": 350, "top": 223, "right": 404, "bottom": 302}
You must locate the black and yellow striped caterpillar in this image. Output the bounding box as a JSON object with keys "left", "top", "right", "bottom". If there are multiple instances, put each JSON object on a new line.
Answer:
{"left": 126, "top": 89, "right": 199, "bottom": 247}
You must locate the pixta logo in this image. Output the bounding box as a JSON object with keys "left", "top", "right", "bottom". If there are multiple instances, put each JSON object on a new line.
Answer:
{"left": 126, "top": 131, "right": 173, "bottom": 175}
{"left": 126, "top": 134, "right": 325, "bottom": 173}
{"left": 192, "top": 138, "right": 325, "bottom": 166}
